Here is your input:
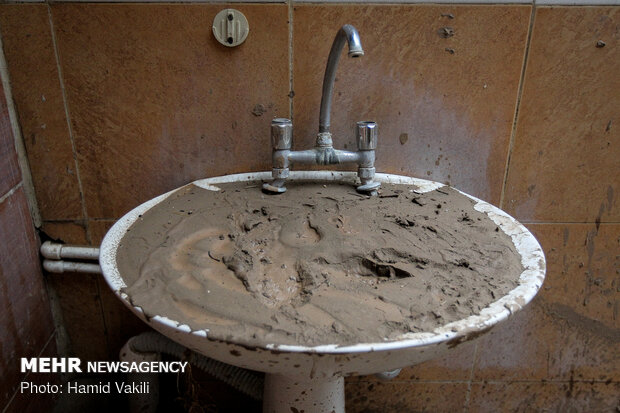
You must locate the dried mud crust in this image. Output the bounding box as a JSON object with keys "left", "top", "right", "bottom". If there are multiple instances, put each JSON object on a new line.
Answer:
{"left": 116, "top": 181, "right": 523, "bottom": 347}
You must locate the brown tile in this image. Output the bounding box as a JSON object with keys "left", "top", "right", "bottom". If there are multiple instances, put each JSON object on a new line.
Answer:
{"left": 0, "top": 5, "right": 83, "bottom": 221}
{"left": 46, "top": 273, "right": 108, "bottom": 361}
{"left": 345, "top": 380, "right": 468, "bottom": 412}
{"left": 51, "top": 4, "right": 289, "bottom": 219}
{"left": 0, "top": 80, "right": 21, "bottom": 197}
{"left": 527, "top": 224, "right": 619, "bottom": 326}
{"left": 529, "top": 223, "right": 619, "bottom": 382}
{"left": 89, "top": 219, "right": 115, "bottom": 246}
{"left": 293, "top": 5, "right": 531, "bottom": 206}
{"left": 2, "top": 334, "right": 61, "bottom": 413}
{"left": 402, "top": 339, "right": 476, "bottom": 382}
{"left": 472, "top": 300, "right": 549, "bottom": 382}
{"left": 40, "top": 220, "right": 88, "bottom": 244}
{"left": 468, "top": 381, "right": 620, "bottom": 413}
{"left": 504, "top": 7, "right": 620, "bottom": 222}
{"left": 474, "top": 297, "right": 618, "bottom": 383}
{"left": 473, "top": 223, "right": 619, "bottom": 382}
{"left": 0, "top": 187, "right": 55, "bottom": 408}
{"left": 350, "top": 339, "right": 476, "bottom": 384}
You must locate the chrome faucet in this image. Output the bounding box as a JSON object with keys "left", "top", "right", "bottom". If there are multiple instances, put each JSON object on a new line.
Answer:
{"left": 262, "top": 24, "right": 380, "bottom": 195}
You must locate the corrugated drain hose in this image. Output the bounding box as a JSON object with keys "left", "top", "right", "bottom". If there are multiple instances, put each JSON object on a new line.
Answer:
{"left": 127, "top": 331, "right": 264, "bottom": 401}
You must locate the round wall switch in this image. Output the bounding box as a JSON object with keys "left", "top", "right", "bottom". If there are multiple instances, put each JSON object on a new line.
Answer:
{"left": 212, "top": 9, "right": 249, "bottom": 48}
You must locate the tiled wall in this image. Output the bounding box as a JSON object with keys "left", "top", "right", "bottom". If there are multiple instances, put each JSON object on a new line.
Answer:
{"left": 0, "top": 2, "right": 617, "bottom": 412}
{"left": 0, "top": 67, "right": 57, "bottom": 411}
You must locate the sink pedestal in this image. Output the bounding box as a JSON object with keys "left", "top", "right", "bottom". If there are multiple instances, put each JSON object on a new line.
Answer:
{"left": 263, "top": 374, "right": 344, "bottom": 413}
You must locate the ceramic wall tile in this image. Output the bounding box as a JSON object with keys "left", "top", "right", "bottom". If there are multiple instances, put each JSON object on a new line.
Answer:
{"left": 0, "top": 187, "right": 55, "bottom": 409}
{"left": 40, "top": 220, "right": 89, "bottom": 244}
{"left": 46, "top": 272, "right": 109, "bottom": 361}
{"left": 469, "top": 381, "right": 620, "bottom": 412}
{"left": 0, "top": 79, "right": 20, "bottom": 197}
{"left": 51, "top": 4, "right": 289, "bottom": 219}
{"left": 293, "top": 4, "right": 531, "bottom": 206}
{"left": 2, "top": 336, "right": 60, "bottom": 413}
{"left": 349, "top": 339, "right": 476, "bottom": 383}
{"left": 474, "top": 223, "right": 619, "bottom": 383}
{"left": 0, "top": 5, "right": 84, "bottom": 220}
{"left": 504, "top": 6, "right": 619, "bottom": 222}
{"left": 345, "top": 380, "right": 469, "bottom": 412}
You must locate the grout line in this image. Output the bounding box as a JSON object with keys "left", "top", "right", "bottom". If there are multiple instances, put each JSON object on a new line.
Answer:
{"left": 47, "top": 4, "right": 111, "bottom": 368}
{"left": 0, "top": 32, "right": 42, "bottom": 227}
{"left": 0, "top": 182, "right": 22, "bottom": 205}
{"left": 498, "top": 3, "right": 536, "bottom": 210}
{"left": 462, "top": 342, "right": 479, "bottom": 412}
{"left": 288, "top": 0, "right": 294, "bottom": 121}
{"left": 46, "top": 5, "right": 92, "bottom": 245}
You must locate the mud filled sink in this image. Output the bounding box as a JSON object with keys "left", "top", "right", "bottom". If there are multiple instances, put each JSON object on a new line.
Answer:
{"left": 100, "top": 171, "right": 545, "bottom": 413}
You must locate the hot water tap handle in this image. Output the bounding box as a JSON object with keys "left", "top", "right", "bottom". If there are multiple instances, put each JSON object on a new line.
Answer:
{"left": 356, "top": 121, "right": 377, "bottom": 150}
{"left": 271, "top": 118, "right": 293, "bottom": 150}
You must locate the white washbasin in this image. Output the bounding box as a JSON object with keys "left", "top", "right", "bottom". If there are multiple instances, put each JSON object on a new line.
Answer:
{"left": 100, "top": 171, "right": 545, "bottom": 413}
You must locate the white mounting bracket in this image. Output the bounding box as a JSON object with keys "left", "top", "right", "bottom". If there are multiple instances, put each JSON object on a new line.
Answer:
{"left": 212, "top": 9, "right": 249, "bottom": 48}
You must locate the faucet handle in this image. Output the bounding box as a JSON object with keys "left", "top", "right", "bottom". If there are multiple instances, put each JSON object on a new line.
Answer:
{"left": 356, "top": 121, "right": 377, "bottom": 150}
{"left": 271, "top": 118, "right": 293, "bottom": 150}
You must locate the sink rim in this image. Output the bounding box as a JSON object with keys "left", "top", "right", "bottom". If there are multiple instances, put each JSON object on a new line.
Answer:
{"left": 100, "top": 171, "right": 546, "bottom": 354}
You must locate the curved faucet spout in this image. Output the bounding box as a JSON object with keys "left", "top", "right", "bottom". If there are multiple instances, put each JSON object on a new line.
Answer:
{"left": 318, "top": 24, "right": 364, "bottom": 134}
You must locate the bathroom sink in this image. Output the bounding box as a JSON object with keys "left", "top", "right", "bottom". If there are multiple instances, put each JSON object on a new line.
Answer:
{"left": 100, "top": 171, "right": 545, "bottom": 413}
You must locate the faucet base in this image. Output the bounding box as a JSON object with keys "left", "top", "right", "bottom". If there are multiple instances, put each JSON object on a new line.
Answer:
{"left": 263, "top": 177, "right": 381, "bottom": 195}
{"left": 356, "top": 180, "right": 381, "bottom": 194}
{"left": 262, "top": 180, "right": 287, "bottom": 194}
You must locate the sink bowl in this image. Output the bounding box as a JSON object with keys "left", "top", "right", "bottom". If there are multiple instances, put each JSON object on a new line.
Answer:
{"left": 100, "top": 171, "right": 545, "bottom": 413}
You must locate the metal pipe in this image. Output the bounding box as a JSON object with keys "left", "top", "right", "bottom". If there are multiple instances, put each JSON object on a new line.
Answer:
{"left": 287, "top": 148, "right": 364, "bottom": 166}
{"left": 319, "top": 24, "right": 364, "bottom": 134}
{"left": 263, "top": 26, "right": 380, "bottom": 195}
{"left": 41, "top": 240, "right": 100, "bottom": 261}
{"left": 126, "top": 332, "right": 264, "bottom": 401}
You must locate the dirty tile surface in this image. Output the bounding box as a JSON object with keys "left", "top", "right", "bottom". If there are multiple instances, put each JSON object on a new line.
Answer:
{"left": 3, "top": 336, "right": 60, "bottom": 413}
{"left": 41, "top": 220, "right": 89, "bottom": 244}
{"left": 349, "top": 339, "right": 476, "bottom": 383}
{"left": 504, "top": 7, "right": 619, "bottom": 222}
{"left": 47, "top": 272, "right": 109, "bottom": 361}
{"left": 0, "top": 187, "right": 55, "bottom": 409}
{"left": 469, "top": 381, "right": 620, "bottom": 412}
{"left": 294, "top": 5, "right": 531, "bottom": 206}
{"left": 474, "top": 223, "right": 619, "bottom": 383}
{"left": 345, "top": 381, "right": 469, "bottom": 412}
{"left": 0, "top": 79, "right": 20, "bottom": 197}
{"left": 0, "top": 5, "right": 83, "bottom": 221}
{"left": 51, "top": 4, "right": 289, "bottom": 219}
